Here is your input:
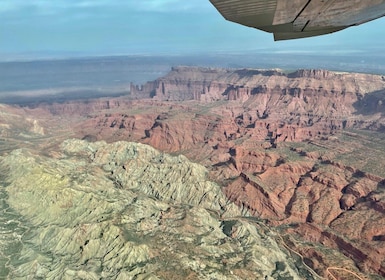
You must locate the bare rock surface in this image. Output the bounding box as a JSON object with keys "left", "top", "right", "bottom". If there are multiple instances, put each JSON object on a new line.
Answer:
{"left": 2, "top": 67, "right": 385, "bottom": 278}
{"left": 0, "top": 139, "right": 314, "bottom": 279}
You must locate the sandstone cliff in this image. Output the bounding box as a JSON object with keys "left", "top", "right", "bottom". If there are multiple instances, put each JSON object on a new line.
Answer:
{"left": 2, "top": 66, "right": 385, "bottom": 278}
{"left": 130, "top": 66, "right": 385, "bottom": 105}
{"left": 87, "top": 67, "right": 385, "bottom": 144}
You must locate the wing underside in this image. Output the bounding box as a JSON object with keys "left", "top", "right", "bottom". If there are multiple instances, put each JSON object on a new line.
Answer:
{"left": 209, "top": 0, "right": 385, "bottom": 40}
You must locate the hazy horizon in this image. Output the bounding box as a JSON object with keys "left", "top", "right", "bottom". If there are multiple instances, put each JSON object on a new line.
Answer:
{"left": 2, "top": 0, "right": 385, "bottom": 61}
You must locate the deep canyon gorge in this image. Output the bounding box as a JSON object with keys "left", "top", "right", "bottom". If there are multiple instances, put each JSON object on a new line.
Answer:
{"left": 1, "top": 66, "right": 385, "bottom": 279}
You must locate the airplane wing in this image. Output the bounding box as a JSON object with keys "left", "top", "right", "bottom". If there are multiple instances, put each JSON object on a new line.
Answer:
{"left": 209, "top": 0, "right": 385, "bottom": 40}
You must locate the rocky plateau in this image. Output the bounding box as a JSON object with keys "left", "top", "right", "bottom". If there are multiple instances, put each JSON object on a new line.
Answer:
{"left": 1, "top": 66, "right": 385, "bottom": 279}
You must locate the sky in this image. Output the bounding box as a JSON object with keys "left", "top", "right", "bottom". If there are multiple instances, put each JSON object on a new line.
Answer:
{"left": 1, "top": 0, "right": 385, "bottom": 58}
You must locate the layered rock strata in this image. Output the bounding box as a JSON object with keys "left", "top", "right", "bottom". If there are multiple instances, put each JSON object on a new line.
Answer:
{"left": 2, "top": 67, "right": 385, "bottom": 278}
{"left": 96, "top": 67, "right": 385, "bottom": 144}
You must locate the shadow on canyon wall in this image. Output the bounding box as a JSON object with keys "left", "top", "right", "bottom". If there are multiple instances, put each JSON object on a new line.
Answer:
{"left": 353, "top": 88, "right": 385, "bottom": 116}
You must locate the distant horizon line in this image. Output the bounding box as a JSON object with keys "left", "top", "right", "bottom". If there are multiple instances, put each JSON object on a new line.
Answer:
{"left": 0, "top": 47, "right": 384, "bottom": 63}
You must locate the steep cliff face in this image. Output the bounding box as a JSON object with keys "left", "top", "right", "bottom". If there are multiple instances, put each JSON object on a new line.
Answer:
{"left": 3, "top": 67, "right": 385, "bottom": 278}
{"left": 127, "top": 66, "right": 385, "bottom": 144}
{"left": 28, "top": 67, "right": 385, "bottom": 146}
{"left": 130, "top": 66, "right": 385, "bottom": 104}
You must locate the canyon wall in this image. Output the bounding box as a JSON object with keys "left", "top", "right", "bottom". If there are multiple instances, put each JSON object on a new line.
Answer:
{"left": 130, "top": 66, "right": 385, "bottom": 105}
{"left": 80, "top": 67, "right": 385, "bottom": 146}
{"left": 4, "top": 67, "right": 385, "bottom": 278}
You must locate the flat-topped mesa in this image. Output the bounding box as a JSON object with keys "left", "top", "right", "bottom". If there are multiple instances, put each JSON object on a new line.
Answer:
{"left": 129, "top": 66, "right": 385, "bottom": 103}
{"left": 170, "top": 66, "right": 228, "bottom": 74}
{"left": 287, "top": 69, "right": 336, "bottom": 79}
{"left": 169, "top": 66, "right": 284, "bottom": 77}
{"left": 129, "top": 66, "right": 286, "bottom": 101}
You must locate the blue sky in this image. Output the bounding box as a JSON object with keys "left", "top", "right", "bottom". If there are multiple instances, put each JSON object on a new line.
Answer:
{"left": 1, "top": 0, "right": 385, "bottom": 57}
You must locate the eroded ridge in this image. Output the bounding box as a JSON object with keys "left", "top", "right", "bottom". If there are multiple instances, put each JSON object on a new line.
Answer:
{"left": 0, "top": 139, "right": 315, "bottom": 279}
